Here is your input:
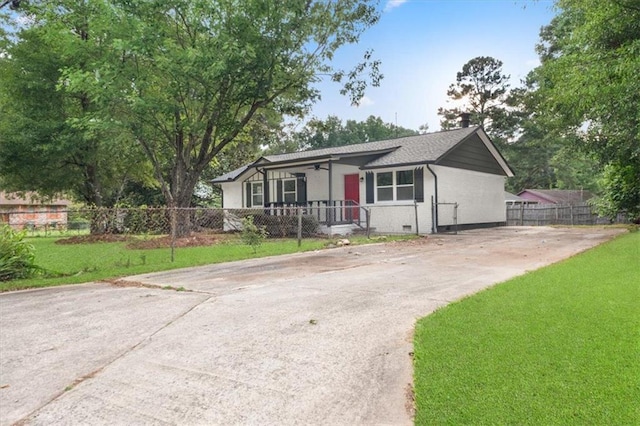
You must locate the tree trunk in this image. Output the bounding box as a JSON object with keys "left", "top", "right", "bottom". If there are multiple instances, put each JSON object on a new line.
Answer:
{"left": 168, "top": 166, "right": 200, "bottom": 238}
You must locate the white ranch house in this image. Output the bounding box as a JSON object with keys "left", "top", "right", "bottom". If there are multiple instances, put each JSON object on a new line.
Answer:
{"left": 213, "top": 125, "right": 514, "bottom": 234}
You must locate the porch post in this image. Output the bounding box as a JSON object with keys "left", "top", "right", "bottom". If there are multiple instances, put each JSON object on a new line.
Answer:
{"left": 328, "top": 160, "right": 333, "bottom": 226}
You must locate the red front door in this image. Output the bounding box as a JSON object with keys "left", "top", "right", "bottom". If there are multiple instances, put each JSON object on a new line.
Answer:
{"left": 344, "top": 174, "right": 360, "bottom": 221}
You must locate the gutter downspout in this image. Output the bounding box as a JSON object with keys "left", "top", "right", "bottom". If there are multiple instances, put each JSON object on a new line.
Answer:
{"left": 426, "top": 164, "right": 438, "bottom": 233}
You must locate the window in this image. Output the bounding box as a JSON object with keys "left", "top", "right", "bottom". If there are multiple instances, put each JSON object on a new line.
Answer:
{"left": 251, "top": 182, "right": 263, "bottom": 207}
{"left": 396, "top": 170, "right": 414, "bottom": 200}
{"left": 376, "top": 172, "right": 393, "bottom": 201}
{"left": 375, "top": 170, "right": 415, "bottom": 202}
{"left": 282, "top": 179, "right": 296, "bottom": 203}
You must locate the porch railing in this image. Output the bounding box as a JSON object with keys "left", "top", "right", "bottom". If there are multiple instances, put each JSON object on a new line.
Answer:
{"left": 264, "top": 200, "right": 367, "bottom": 227}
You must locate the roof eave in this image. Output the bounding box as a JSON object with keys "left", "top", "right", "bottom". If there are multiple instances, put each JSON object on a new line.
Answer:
{"left": 361, "top": 160, "right": 434, "bottom": 170}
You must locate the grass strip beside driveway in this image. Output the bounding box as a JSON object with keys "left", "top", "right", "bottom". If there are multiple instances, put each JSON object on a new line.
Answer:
{"left": 413, "top": 231, "right": 640, "bottom": 425}
{"left": 1, "top": 235, "right": 407, "bottom": 292}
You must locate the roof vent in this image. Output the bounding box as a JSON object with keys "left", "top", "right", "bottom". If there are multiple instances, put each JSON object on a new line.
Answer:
{"left": 459, "top": 112, "right": 471, "bottom": 128}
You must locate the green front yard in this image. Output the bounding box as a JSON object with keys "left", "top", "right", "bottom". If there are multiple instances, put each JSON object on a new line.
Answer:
{"left": 413, "top": 231, "right": 639, "bottom": 425}
{"left": 0, "top": 234, "right": 405, "bottom": 292}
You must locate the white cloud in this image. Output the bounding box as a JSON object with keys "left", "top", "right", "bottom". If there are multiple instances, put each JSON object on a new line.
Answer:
{"left": 384, "top": 0, "right": 408, "bottom": 12}
{"left": 355, "top": 95, "right": 375, "bottom": 108}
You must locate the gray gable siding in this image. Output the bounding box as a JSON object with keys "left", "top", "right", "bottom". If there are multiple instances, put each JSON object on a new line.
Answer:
{"left": 435, "top": 134, "right": 507, "bottom": 176}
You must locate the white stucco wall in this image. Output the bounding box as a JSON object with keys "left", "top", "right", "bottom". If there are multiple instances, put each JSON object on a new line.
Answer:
{"left": 217, "top": 163, "right": 506, "bottom": 233}
{"left": 432, "top": 165, "right": 506, "bottom": 226}
{"left": 219, "top": 181, "right": 243, "bottom": 209}
{"left": 363, "top": 166, "right": 434, "bottom": 235}
{"left": 303, "top": 163, "right": 360, "bottom": 202}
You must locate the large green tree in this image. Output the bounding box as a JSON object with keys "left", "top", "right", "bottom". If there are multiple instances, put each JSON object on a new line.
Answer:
{"left": 498, "top": 85, "right": 598, "bottom": 194}
{"left": 0, "top": 1, "right": 152, "bottom": 206}
{"left": 2, "top": 1, "right": 383, "bottom": 234}
{"left": 268, "top": 115, "right": 418, "bottom": 154}
{"left": 436, "top": 55, "right": 600, "bottom": 195}
{"left": 533, "top": 0, "right": 640, "bottom": 220}
{"left": 437, "top": 56, "right": 511, "bottom": 132}
{"left": 64, "top": 1, "right": 381, "bottom": 219}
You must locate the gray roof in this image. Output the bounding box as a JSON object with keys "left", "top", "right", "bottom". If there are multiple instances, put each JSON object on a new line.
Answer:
{"left": 213, "top": 126, "right": 480, "bottom": 182}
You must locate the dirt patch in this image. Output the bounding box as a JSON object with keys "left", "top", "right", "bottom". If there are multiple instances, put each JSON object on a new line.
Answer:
{"left": 126, "top": 234, "right": 231, "bottom": 249}
{"left": 106, "top": 279, "right": 191, "bottom": 292}
{"left": 55, "top": 234, "right": 132, "bottom": 245}
{"left": 55, "top": 233, "right": 233, "bottom": 248}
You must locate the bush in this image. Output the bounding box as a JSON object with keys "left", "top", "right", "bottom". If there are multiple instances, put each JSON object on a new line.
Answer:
{"left": 255, "top": 214, "right": 320, "bottom": 238}
{"left": 0, "top": 225, "right": 39, "bottom": 281}
{"left": 240, "top": 216, "right": 268, "bottom": 253}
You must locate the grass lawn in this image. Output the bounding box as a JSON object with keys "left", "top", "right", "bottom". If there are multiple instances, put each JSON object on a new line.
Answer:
{"left": 413, "top": 231, "right": 640, "bottom": 425}
{"left": 1, "top": 234, "right": 406, "bottom": 292}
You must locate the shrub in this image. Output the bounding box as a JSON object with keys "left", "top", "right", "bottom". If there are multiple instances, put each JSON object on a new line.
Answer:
{"left": 0, "top": 225, "right": 39, "bottom": 281}
{"left": 256, "top": 214, "right": 320, "bottom": 238}
{"left": 240, "top": 216, "right": 268, "bottom": 253}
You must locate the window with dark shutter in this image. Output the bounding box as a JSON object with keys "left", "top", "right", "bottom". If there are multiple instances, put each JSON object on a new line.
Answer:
{"left": 365, "top": 172, "right": 374, "bottom": 204}
{"left": 245, "top": 182, "right": 251, "bottom": 207}
{"left": 414, "top": 167, "right": 424, "bottom": 202}
{"left": 276, "top": 179, "right": 283, "bottom": 203}
{"left": 296, "top": 174, "right": 307, "bottom": 203}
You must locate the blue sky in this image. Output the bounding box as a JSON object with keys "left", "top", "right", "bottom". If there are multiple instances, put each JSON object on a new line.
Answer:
{"left": 311, "top": 0, "right": 557, "bottom": 131}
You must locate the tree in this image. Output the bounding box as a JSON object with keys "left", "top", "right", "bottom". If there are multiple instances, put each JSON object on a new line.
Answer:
{"left": 50, "top": 0, "right": 383, "bottom": 235}
{"left": 0, "top": 0, "right": 21, "bottom": 10}
{"left": 437, "top": 56, "right": 510, "bottom": 132}
{"left": 0, "top": 0, "right": 153, "bottom": 206}
{"left": 282, "top": 115, "right": 418, "bottom": 152}
{"left": 533, "top": 0, "right": 640, "bottom": 220}
{"left": 497, "top": 84, "right": 598, "bottom": 194}
{"left": 436, "top": 55, "right": 598, "bottom": 195}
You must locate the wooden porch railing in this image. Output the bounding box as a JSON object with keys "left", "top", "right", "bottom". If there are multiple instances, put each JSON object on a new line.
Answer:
{"left": 264, "top": 200, "right": 367, "bottom": 227}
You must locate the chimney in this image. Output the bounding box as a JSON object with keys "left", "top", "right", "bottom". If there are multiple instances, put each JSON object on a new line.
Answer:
{"left": 459, "top": 112, "right": 471, "bottom": 128}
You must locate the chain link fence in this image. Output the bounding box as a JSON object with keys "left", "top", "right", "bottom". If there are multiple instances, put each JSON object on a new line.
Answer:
{"left": 0, "top": 205, "right": 379, "bottom": 240}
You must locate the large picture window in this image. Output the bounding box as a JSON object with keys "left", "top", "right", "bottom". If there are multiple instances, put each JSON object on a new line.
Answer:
{"left": 375, "top": 170, "right": 415, "bottom": 202}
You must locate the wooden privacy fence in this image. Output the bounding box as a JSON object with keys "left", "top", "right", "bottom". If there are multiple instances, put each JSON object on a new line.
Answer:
{"left": 506, "top": 203, "right": 626, "bottom": 226}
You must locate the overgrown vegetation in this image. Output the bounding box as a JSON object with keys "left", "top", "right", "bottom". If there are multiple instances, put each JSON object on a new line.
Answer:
{"left": 0, "top": 225, "right": 40, "bottom": 281}
{"left": 413, "top": 231, "right": 639, "bottom": 424}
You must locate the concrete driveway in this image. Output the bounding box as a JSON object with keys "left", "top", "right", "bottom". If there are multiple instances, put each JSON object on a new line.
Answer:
{"left": 0, "top": 226, "right": 624, "bottom": 425}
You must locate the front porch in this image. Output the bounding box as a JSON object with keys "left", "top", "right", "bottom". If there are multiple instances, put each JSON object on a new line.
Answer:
{"left": 263, "top": 199, "right": 368, "bottom": 228}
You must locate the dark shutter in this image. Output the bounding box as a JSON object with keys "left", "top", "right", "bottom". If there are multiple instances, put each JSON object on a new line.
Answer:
{"left": 414, "top": 167, "right": 424, "bottom": 202}
{"left": 263, "top": 173, "right": 269, "bottom": 207}
{"left": 296, "top": 174, "right": 307, "bottom": 203}
{"left": 365, "top": 172, "right": 374, "bottom": 204}
{"left": 276, "top": 179, "right": 283, "bottom": 203}
{"left": 245, "top": 182, "right": 251, "bottom": 207}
